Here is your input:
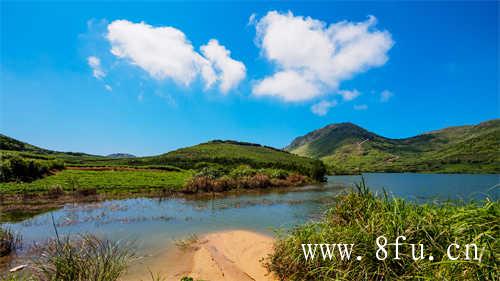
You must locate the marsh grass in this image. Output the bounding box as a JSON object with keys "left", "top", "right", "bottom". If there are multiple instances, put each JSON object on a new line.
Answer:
{"left": 31, "top": 234, "right": 134, "bottom": 281}
{"left": 0, "top": 225, "right": 21, "bottom": 257}
{"left": 266, "top": 180, "right": 499, "bottom": 280}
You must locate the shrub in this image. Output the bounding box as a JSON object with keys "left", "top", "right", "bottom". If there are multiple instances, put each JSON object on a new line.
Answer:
{"left": 266, "top": 181, "right": 499, "bottom": 280}
{"left": 260, "top": 168, "right": 289, "bottom": 179}
{"left": 0, "top": 156, "right": 64, "bottom": 183}
{"left": 195, "top": 165, "right": 228, "bottom": 179}
{"left": 229, "top": 165, "right": 257, "bottom": 178}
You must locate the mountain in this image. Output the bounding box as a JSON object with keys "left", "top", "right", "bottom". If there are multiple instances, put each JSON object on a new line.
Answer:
{"left": 106, "top": 153, "right": 136, "bottom": 158}
{"left": 0, "top": 134, "right": 99, "bottom": 158}
{"left": 286, "top": 120, "right": 500, "bottom": 174}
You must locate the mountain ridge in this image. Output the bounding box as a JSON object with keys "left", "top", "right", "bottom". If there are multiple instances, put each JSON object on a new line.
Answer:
{"left": 286, "top": 119, "right": 500, "bottom": 174}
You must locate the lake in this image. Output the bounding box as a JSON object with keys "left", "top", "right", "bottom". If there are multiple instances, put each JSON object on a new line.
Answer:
{"left": 1, "top": 173, "right": 498, "bottom": 275}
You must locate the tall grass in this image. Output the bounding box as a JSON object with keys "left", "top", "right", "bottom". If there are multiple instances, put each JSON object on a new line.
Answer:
{"left": 31, "top": 234, "right": 134, "bottom": 281}
{"left": 0, "top": 225, "right": 21, "bottom": 257}
{"left": 266, "top": 180, "right": 499, "bottom": 280}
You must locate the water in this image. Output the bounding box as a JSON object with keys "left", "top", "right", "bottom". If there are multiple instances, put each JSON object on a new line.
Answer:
{"left": 1, "top": 173, "right": 498, "bottom": 273}
{"left": 328, "top": 173, "right": 499, "bottom": 202}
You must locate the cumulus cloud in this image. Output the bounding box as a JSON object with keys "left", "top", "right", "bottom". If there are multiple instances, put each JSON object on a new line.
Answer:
{"left": 380, "top": 89, "right": 393, "bottom": 102}
{"left": 311, "top": 100, "right": 337, "bottom": 116}
{"left": 87, "top": 56, "right": 105, "bottom": 79}
{"left": 252, "top": 11, "right": 393, "bottom": 102}
{"left": 338, "top": 89, "right": 360, "bottom": 101}
{"left": 200, "top": 39, "right": 246, "bottom": 93}
{"left": 253, "top": 70, "right": 320, "bottom": 102}
{"left": 354, "top": 104, "right": 368, "bottom": 110}
{"left": 106, "top": 20, "right": 245, "bottom": 92}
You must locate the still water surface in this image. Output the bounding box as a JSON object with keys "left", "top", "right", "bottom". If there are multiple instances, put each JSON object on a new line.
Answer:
{"left": 3, "top": 173, "right": 499, "bottom": 270}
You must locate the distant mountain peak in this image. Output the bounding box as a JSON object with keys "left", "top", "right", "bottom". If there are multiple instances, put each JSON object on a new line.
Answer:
{"left": 106, "top": 153, "right": 136, "bottom": 158}
{"left": 285, "top": 122, "right": 376, "bottom": 152}
{"left": 285, "top": 119, "right": 499, "bottom": 174}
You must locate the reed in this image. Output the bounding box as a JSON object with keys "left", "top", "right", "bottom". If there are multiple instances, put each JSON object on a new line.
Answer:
{"left": 31, "top": 234, "right": 134, "bottom": 281}
{"left": 0, "top": 225, "right": 21, "bottom": 257}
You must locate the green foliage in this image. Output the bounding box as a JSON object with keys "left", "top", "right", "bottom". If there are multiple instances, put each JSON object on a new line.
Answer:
{"left": 0, "top": 155, "right": 64, "bottom": 183}
{"left": 229, "top": 165, "right": 257, "bottom": 178}
{"left": 267, "top": 182, "right": 499, "bottom": 280}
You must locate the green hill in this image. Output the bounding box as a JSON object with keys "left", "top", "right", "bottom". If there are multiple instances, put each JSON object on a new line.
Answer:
{"left": 286, "top": 120, "right": 500, "bottom": 174}
{"left": 0, "top": 136, "right": 326, "bottom": 184}
{"left": 70, "top": 140, "right": 325, "bottom": 180}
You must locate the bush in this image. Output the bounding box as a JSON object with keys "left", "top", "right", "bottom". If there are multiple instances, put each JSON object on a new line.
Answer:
{"left": 0, "top": 156, "right": 64, "bottom": 183}
{"left": 195, "top": 165, "right": 228, "bottom": 179}
{"left": 266, "top": 181, "right": 499, "bottom": 280}
{"left": 260, "top": 168, "right": 289, "bottom": 179}
{"left": 229, "top": 165, "right": 257, "bottom": 178}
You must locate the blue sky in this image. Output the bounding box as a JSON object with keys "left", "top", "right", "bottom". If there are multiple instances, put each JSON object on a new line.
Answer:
{"left": 1, "top": 1, "right": 498, "bottom": 156}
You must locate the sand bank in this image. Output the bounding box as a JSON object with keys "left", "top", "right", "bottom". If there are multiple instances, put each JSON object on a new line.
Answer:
{"left": 123, "top": 230, "right": 276, "bottom": 281}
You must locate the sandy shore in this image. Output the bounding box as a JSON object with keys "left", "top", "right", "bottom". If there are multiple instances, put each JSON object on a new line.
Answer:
{"left": 122, "top": 230, "right": 276, "bottom": 281}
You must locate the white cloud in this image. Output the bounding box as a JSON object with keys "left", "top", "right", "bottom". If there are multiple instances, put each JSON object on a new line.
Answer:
{"left": 106, "top": 20, "right": 245, "bottom": 92}
{"left": 248, "top": 13, "right": 257, "bottom": 26}
{"left": 200, "top": 39, "right": 246, "bottom": 93}
{"left": 252, "top": 11, "right": 393, "bottom": 102}
{"left": 104, "top": 84, "right": 112, "bottom": 91}
{"left": 354, "top": 104, "right": 368, "bottom": 110}
{"left": 338, "top": 89, "right": 360, "bottom": 101}
{"left": 311, "top": 100, "right": 337, "bottom": 116}
{"left": 87, "top": 56, "right": 105, "bottom": 79}
{"left": 380, "top": 89, "right": 393, "bottom": 102}
{"left": 253, "top": 70, "right": 321, "bottom": 102}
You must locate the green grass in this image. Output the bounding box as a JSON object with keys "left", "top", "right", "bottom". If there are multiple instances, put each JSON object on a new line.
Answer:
{"left": 266, "top": 181, "right": 499, "bottom": 280}
{"left": 32, "top": 234, "right": 134, "bottom": 281}
{"left": 0, "top": 169, "right": 193, "bottom": 194}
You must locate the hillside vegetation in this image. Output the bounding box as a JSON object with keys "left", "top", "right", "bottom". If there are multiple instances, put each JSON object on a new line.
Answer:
{"left": 0, "top": 137, "right": 325, "bottom": 195}
{"left": 286, "top": 119, "right": 500, "bottom": 174}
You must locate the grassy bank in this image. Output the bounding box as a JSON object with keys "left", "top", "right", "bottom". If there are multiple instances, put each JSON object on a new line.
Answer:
{"left": 0, "top": 169, "right": 193, "bottom": 195}
{"left": 266, "top": 182, "right": 499, "bottom": 280}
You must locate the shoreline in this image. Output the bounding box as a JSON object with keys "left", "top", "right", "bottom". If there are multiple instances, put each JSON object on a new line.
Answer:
{"left": 121, "top": 229, "right": 276, "bottom": 281}
{"left": 0, "top": 183, "right": 325, "bottom": 223}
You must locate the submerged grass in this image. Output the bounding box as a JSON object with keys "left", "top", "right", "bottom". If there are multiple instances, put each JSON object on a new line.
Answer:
{"left": 0, "top": 225, "right": 21, "bottom": 257}
{"left": 266, "top": 180, "right": 499, "bottom": 280}
{"left": 174, "top": 234, "right": 199, "bottom": 251}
